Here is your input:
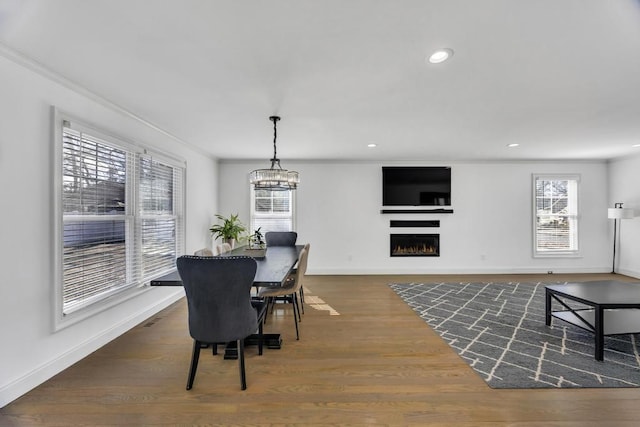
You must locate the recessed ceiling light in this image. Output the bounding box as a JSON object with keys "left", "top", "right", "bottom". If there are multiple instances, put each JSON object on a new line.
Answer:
{"left": 428, "top": 48, "right": 454, "bottom": 64}
{"left": 633, "top": 144, "right": 640, "bottom": 148}
{"left": 507, "top": 143, "right": 520, "bottom": 148}
{"left": 367, "top": 143, "right": 377, "bottom": 148}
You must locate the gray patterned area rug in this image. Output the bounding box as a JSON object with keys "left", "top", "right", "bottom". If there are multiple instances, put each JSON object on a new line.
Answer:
{"left": 390, "top": 281, "right": 640, "bottom": 388}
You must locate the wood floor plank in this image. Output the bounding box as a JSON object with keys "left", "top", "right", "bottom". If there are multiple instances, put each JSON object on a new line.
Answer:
{"left": 2, "top": 273, "right": 640, "bottom": 426}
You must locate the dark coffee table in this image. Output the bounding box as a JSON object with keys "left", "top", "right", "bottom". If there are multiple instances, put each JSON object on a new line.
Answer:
{"left": 545, "top": 280, "right": 640, "bottom": 361}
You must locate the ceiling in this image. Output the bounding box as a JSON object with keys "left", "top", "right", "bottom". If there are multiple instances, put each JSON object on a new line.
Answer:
{"left": 2, "top": 0, "right": 640, "bottom": 162}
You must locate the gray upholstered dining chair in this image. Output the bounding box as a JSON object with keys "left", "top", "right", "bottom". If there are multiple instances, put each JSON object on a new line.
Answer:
{"left": 217, "top": 242, "right": 232, "bottom": 254}
{"left": 258, "top": 246, "right": 308, "bottom": 340}
{"left": 297, "top": 243, "right": 310, "bottom": 311}
{"left": 176, "top": 255, "right": 263, "bottom": 391}
{"left": 264, "top": 232, "right": 302, "bottom": 301}
{"left": 283, "top": 242, "right": 310, "bottom": 313}
{"left": 193, "top": 248, "right": 214, "bottom": 256}
{"left": 265, "top": 231, "right": 297, "bottom": 247}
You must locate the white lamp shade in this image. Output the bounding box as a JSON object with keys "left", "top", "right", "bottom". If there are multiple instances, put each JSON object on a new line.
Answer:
{"left": 608, "top": 208, "right": 634, "bottom": 219}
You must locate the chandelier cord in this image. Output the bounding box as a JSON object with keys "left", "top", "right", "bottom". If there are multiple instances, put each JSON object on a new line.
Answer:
{"left": 269, "top": 116, "right": 282, "bottom": 169}
{"left": 272, "top": 117, "right": 278, "bottom": 161}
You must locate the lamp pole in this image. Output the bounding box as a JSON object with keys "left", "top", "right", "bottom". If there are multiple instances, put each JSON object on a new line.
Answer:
{"left": 611, "top": 202, "right": 625, "bottom": 274}
{"left": 612, "top": 203, "right": 620, "bottom": 273}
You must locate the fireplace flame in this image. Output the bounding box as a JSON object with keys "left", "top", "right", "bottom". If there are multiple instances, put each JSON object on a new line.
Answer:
{"left": 393, "top": 244, "right": 437, "bottom": 255}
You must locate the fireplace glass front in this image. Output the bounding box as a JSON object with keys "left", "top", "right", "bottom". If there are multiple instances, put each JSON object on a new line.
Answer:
{"left": 390, "top": 234, "right": 439, "bottom": 257}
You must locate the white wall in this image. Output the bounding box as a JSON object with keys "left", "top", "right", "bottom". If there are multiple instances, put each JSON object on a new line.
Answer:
{"left": 0, "top": 52, "right": 218, "bottom": 407}
{"left": 608, "top": 154, "right": 640, "bottom": 279}
{"left": 220, "top": 159, "right": 611, "bottom": 274}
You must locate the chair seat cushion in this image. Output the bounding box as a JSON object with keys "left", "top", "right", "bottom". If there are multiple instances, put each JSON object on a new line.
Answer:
{"left": 257, "top": 284, "right": 295, "bottom": 298}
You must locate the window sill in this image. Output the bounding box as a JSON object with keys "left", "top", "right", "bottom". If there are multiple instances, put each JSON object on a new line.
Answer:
{"left": 54, "top": 285, "right": 152, "bottom": 332}
{"left": 533, "top": 252, "right": 582, "bottom": 259}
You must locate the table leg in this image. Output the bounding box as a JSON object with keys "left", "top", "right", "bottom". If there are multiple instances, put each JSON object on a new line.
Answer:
{"left": 545, "top": 289, "right": 552, "bottom": 326}
{"left": 595, "top": 307, "right": 604, "bottom": 361}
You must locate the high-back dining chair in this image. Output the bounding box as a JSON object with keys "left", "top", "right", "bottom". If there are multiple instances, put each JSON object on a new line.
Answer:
{"left": 193, "top": 248, "right": 214, "bottom": 257}
{"left": 217, "top": 242, "right": 232, "bottom": 254}
{"left": 177, "top": 255, "right": 259, "bottom": 391}
{"left": 298, "top": 243, "right": 310, "bottom": 310}
{"left": 258, "top": 246, "right": 308, "bottom": 340}
{"left": 265, "top": 231, "right": 297, "bottom": 247}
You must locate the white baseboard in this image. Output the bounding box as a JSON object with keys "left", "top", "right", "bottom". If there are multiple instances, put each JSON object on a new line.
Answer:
{"left": 307, "top": 267, "right": 612, "bottom": 275}
{"left": 0, "top": 290, "right": 184, "bottom": 408}
{"left": 616, "top": 268, "right": 640, "bottom": 280}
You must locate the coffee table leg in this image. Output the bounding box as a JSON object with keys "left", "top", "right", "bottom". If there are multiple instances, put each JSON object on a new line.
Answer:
{"left": 545, "top": 289, "right": 552, "bottom": 326}
{"left": 595, "top": 307, "right": 604, "bottom": 361}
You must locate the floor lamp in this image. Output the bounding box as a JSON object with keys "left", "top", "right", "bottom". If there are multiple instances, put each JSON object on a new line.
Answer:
{"left": 607, "top": 202, "right": 634, "bottom": 273}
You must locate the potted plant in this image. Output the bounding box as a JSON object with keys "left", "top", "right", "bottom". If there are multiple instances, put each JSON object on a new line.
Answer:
{"left": 249, "top": 227, "right": 265, "bottom": 249}
{"left": 209, "top": 213, "right": 247, "bottom": 248}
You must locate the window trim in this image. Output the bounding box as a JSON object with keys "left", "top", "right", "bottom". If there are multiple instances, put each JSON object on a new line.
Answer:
{"left": 532, "top": 173, "right": 581, "bottom": 258}
{"left": 52, "top": 108, "right": 186, "bottom": 331}
{"left": 250, "top": 186, "right": 296, "bottom": 234}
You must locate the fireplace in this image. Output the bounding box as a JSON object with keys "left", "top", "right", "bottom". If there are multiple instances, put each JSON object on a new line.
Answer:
{"left": 390, "top": 234, "right": 439, "bottom": 257}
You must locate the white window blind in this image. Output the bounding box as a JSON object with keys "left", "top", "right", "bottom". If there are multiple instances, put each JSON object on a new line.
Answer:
{"left": 533, "top": 174, "right": 579, "bottom": 256}
{"left": 250, "top": 188, "right": 295, "bottom": 233}
{"left": 57, "top": 118, "right": 184, "bottom": 322}
{"left": 138, "top": 156, "right": 182, "bottom": 278}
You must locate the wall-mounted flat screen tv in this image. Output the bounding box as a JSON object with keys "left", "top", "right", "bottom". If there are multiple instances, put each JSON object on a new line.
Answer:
{"left": 382, "top": 166, "right": 451, "bottom": 206}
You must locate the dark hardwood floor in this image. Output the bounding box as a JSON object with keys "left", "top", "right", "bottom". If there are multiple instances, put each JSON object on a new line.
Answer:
{"left": 2, "top": 273, "right": 640, "bottom": 426}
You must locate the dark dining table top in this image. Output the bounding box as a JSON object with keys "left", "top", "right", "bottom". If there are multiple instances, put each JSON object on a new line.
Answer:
{"left": 150, "top": 244, "right": 303, "bottom": 287}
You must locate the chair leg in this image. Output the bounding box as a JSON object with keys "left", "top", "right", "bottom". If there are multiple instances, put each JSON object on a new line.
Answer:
{"left": 299, "top": 287, "right": 305, "bottom": 314}
{"left": 294, "top": 293, "right": 302, "bottom": 322}
{"left": 238, "top": 339, "right": 247, "bottom": 390}
{"left": 263, "top": 297, "right": 272, "bottom": 323}
{"left": 292, "top": 295, "right": 300, "bottom": 340}
{"left": 186, "top": 339, "right": 201, "bottom": 390}
{"left": 258, "top": 315, "right": 264, "bottom": 356}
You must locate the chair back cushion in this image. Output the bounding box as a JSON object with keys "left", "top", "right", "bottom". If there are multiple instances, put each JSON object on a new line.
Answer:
{"left": 217, "top": 242, "right": 232, "bottom": 254}
{"left": 193, "top": 248, "right": 214, "bottom": 257}
{"left": 290, "top": 246, "right": 309, "bottom": 292}
{"left": 177, "top": 256, "right": 258, "bottom": 343}
{"left": 265, "top": 231, "right": 297, "bottom": 246}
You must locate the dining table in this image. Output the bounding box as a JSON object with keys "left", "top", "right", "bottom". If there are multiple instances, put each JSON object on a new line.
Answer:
{"left": 150, "top": 244, "right": 304, "bottom": 358}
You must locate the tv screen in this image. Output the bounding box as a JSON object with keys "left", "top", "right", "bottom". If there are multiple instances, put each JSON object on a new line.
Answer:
{"left": 382, "top": 167, "right": 451, "bottom": 206}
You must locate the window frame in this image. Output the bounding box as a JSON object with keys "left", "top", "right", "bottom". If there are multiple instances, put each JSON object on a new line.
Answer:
{"left": 250, "top": 186, "right": 296, "bottom": 234}
{"left": 52, "top": 109, "right": 185, "bottom": 330}
{"left": 532, "top": 173, "right": 580, "bottom": 258}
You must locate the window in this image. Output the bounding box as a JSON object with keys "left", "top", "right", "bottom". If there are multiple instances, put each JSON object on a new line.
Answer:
{"left": 54, "top": 112, "right": 184, "bottom": 328}
{"left": 533, "top": 174, "right": 579, "bottom": 257}
{"left": 250, "top": 188, "right": 295, "bottom": 234}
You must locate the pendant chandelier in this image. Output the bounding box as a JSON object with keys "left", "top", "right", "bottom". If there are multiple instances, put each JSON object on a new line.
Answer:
{"left": 249, "top": 116, "right": 299, "bottom": 191}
